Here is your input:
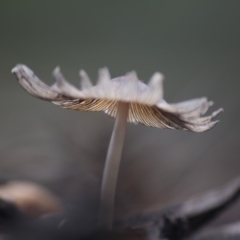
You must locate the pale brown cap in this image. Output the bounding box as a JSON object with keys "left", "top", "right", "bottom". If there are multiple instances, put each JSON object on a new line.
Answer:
{"left": 0, "top": 181, "right": 62, "bottom": 217}
{"left": 12, "top": 64, "right": 223, "bottom": 132}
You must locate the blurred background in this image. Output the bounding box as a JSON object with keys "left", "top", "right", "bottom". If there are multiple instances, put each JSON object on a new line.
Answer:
{"left": 0, "top": 0, "right": 240, "bottom": 223}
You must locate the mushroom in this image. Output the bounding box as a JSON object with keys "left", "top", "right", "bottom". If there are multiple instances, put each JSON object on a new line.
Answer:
{"left": 0, "top": 181, "right": 62, "bottom": 217}
{"left": 12, "top": 64, "right": 223, "bottom": 229}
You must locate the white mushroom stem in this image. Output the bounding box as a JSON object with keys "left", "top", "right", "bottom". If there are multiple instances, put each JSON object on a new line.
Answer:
{"left": 99, "top": 101, "right": 130, "bottom": 229}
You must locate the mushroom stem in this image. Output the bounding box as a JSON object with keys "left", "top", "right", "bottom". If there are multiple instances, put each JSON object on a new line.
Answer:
{"left": 99, "top": 101, "right": 129, "bottom": 229}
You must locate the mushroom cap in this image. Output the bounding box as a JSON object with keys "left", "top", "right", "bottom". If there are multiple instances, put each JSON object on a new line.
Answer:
{"left": 0, "top": 181, "right": 62, "bottom": 217}
{"left": 12, "top": 64, "right": 223, "bottom": 132}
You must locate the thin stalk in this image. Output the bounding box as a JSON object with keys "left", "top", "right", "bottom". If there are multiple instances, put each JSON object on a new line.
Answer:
{"left": 98, "top": 101, "right": 129, "bottom": 229}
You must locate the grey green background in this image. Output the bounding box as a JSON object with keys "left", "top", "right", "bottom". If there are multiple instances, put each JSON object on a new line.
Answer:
{"left": 0, "top": 0, "right": 240, "bottom": 220}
